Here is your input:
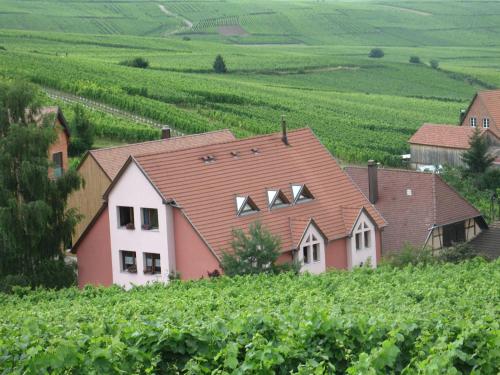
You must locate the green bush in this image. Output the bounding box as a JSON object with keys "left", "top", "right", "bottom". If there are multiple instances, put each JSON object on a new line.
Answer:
{"left": 383, "top": 243, "right": 434, "bottom": 267}
{"left": 436, "top": 243, "right": 482, "bottom": 263}
{"left": 409, "top": 56, "right": 421, "bottom": 64}
{"left": 0, "top": 274, "right": 30, "bottom": 294}
{"left": 29, "top": 258, "right": 77, "bottom": 289}
{"left": 430, "top": 59, "right": 439, "bottom": 69}
{"left": 368, "top": 48, "right": 384, "bottom": 58}
{"left": 119, "top": 57, "right": 149, "bottom": 69}
{"left": 213, "top": 54, "right": 227, "bottom": 73}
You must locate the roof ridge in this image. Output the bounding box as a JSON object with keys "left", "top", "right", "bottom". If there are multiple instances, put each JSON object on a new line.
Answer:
{"left": 133, "top": 128, "right": 312, "bottom": 160}
{"left": 345, "top": 166, "right": 435, "bottom": 175}
{"left": 90, "top": 129, "right": 234, "bottom": 154}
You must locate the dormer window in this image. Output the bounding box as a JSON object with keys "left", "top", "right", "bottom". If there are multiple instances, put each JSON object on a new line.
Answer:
{"left": 267, "top": 189, "right": 290, "bottom": 209}
{"left": 291, "top": 184, "right": 314, "bottom": 204}
{"left": 470, "top": 117, "right": 477, "bottom": 128}
{"left": 483, "top": 118, "right": 490, "bottom": 128}
{"left": 236, "top": 196, "right": 259, "bottom": 216}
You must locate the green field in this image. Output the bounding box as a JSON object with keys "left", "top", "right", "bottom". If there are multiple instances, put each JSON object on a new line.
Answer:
{"left": 0, "top": 0, "right": 499, "bottom": 164}
{"left": 1, "top": 260, "right": 499, "bottom": 373}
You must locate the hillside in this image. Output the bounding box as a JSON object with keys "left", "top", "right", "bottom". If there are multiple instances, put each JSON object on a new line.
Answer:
{"left": 1, "top": 260, "right": 499, "bottom": 373}
{"left": 0, "top": 1, "right": 499, "bottom": 164}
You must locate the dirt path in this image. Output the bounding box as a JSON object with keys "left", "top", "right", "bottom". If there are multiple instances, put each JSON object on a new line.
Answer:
{"left": 43, "top": 87, "right": 183, "bottom": 136}
{"left": 377, "top": 4, "right": 432, "bottom": 16}
{"left": 158, "top": 4, "right": 193, "bottom": 34}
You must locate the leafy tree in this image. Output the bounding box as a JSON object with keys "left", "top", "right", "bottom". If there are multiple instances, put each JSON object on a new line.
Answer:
{"left": 409, "top": 56, "right": 421, "bottom": 64}
{"left": 430, "top": 59, "right": 439, "bottom": 69}
{"left": 119, "top": 57, "right": 149, "bottom": 69}
{"left": 221, "top": 221, "right": 297, "bottom": 276}
{"left": 368, "top": 48, "right": 384, "bottom": 58}
{"left": 461, "top": 127, "right": 494, "bottom": 175}
{"left": 69, "top": 104, "right": 94, "bottom": 156}
{"left": 0, "top": 80, "right": 81, "bottom": 288}
{"left": 213, "top": 54, "right": 227, "bottom": 74}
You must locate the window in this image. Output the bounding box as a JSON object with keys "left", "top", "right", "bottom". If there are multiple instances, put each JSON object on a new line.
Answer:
{"left": 52, "top": 152, "right": 63, "bottom": 178}
{"left": 291, "top": 184, "right": 314, "bottom": 204}
{"left": 483, "top": 118, "right": 490, "bottom": 128}
{"left": 118, "top": 206, "right": 134, "bottom": 229}
{"left": 470, "top": 117, "right": 477, "bottom": 128}
{"left": 267, "top": 189, "right": 290, "bottom": 209}
{"left": 144, "top": 253, "right": 161, "bottom": 274}
{"left": 141, "top": 208, "right": 158, "bottom": 230}
{"left": 235, "top": 196, "right": 259, "bottom": 216}
{"left": 443, "top": 221, "right": 466, "bottom": 247}
{"left": 301, "top": 231, "right": 321, "bottom": 264}
{"left": 121, "top": 251, "right": 137, "bottom": 273}
{"left": 354, "top": 221, "right": 371, "bottom": 251}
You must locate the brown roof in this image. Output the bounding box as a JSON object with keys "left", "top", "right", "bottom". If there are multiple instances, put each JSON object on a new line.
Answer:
{"left": 133, "top": 128, "right": 386, "bottom": 257}
{"left": 477, "top": 90, "right": 500, "bottom": 138}
{"left": 408, "top": 123, "right": 483, "bottom": 149}
{"left": 345, "top": 167, "right": 483, "bottom": 252}
{"left": 88, "top": 130, "right": 235, "bottom": 179}
{"left": 469, "top": 221, "right": 500, "bottom": 259}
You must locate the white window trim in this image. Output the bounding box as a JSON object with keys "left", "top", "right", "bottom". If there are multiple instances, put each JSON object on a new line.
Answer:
{"left": 348, "top": 211, "right": 377, "bottom": 269}
{"left": 483, "top": 117, "right": 490, "bottom": 128}
{"left": 296, "top": 223, "right": 326, "bottom": 274}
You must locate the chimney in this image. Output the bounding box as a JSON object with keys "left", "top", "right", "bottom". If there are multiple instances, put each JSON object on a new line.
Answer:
{"left": 459, "top": 109, "right": 466, "bottom": 124}
{"left": 368, "top": 160, "right": 378, "bottom": 204}
{"left": 161, "top": 127, "right": 171, "bottom": 139}
{"left": 281, "top": 115, "right": 289, "bottom": 145}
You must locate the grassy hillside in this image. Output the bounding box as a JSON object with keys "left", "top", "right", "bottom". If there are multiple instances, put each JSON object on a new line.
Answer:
{"left": 0, "top": 1, "right": 499, "bottom": 164}
{"left": 1, "top": 260, "right": 499, "bottom": 373}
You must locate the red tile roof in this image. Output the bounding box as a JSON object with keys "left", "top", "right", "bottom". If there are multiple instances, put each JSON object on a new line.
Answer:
{"left": 134, "top": 129, "right": 386, "bottom": 257}
{"left": 477, "top": 90, "right": 500, "bottom": 138}
{"left": 88, "top": 130, "right": 235, "bottom": 179}
{"left": 408, "top": 123, "right": 482, "bottom": 149}
{"left": 345, "top": 167, "right": 482, "bottom": 252}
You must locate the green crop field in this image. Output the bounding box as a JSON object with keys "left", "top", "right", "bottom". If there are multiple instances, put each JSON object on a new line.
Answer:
{"left": 1, "top": 260, "right": 499, "bottom": 373}
{"left": 0, "top": 0, "right": 499, "bottom": 165}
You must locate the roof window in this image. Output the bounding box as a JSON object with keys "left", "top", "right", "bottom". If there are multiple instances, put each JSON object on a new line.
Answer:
{"left": 201, "top": 155, "right": 216, "bottom": 163}
{"left": 267, "top": 189, "right": 290, "bottom": 209}
{"left": 236, "top": 196, "right": 259, "bottom": 216}
{"left": 291, "top": 184, "right": 314, "bottom": 204}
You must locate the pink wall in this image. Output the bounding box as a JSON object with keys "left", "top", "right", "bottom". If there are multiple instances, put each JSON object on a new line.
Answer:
{"left": 76, "top": 207, "right": 113, "bottom": 288}
{"left": 173, "top": 208, "right": 221, "bottom": 280}
{"left": 325, "top": 238, "right": 348, "bottom": 269}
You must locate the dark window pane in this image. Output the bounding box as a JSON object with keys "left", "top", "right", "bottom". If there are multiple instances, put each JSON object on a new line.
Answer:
{"left": 364, "top": 230, "right": 370, "bottom": 248}
{"left": 142, "top": 208, "right": 158, "bottom": 230}
{"left": 312, "top": 243, "right": 319, "bottom": 262}
{"left": 52, "top": 152, "right": 63, "bottom": 178}
{"left": 119, "top": 206, "right": 134, "bottom": 228}
{"left": 121, "top": 251, "right": 137, "bottom": 273}
{"left": 302, "top": 246, "right": 309, "bottom": 264}
{"left": 355, "top": 233, "right": 361, "bottom": 250}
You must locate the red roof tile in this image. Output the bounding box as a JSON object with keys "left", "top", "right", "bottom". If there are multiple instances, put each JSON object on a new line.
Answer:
{"left": 89, "top": 130, "right": 235, "bottom": 179}
{"left": 408, "top": 123, "right": 482, "bottom": 149}
{"left": 134, "top": 129, "right": 386, "bottom": 257}
{"left": 345, "top": 167, "right": 482, "bottom": 252}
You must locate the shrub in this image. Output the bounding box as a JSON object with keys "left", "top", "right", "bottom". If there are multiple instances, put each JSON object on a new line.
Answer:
{"left": 0, "top": 46, "right": 6, "bottom": 51}
{"left": 430, "top": 59, "right": 439, "bottom": 69}
{"left": 182, "top": 36, "right": 191, "bottom": 41}
{"left": 478, "top": 167, "right": 500, "bottom": 191}
{"left": 409, "top": 56, "right": 421, "bottom": 64}
{"left": 213, "top": 54, "right": 227, "bottom": 73}
{"left": 383, "top": 243, "right": 434, "bottom": 268}
{"left": 69, "top": 104, "right": 94, "bottom": 156}
{"left": 368, "top": 48, "right": 384, "bottom": 58}
{"left": 436, "top": 243, "right": 482, "bottom": 263}
{"left": 29, "top": 259, "right": 77, "bottom": 289}
{"left": 119, "top": 57, "right": 149, "bottom": 69}
{"left": 0, "top": 274, "right": 30, "bottom": 294}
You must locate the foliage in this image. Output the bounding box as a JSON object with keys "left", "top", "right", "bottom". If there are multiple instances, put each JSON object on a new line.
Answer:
{"left": 0, "top": 260, "right": 499, "bottom": 373}
{"left": 369, "top": 48, "right": 384, "bottom": 58}
{"left": 461, "top": 127, "right": 495, "bottom": 175}
{"left": 437, "top": 243, "right": 482, "bottom": 263}
{"left": 68, "top": 104, "right": 94, "bottom": 156}
{"left": 430, "top": 59, "right": 439, "bottom": 69}
{"left": 119, "top": 57, "right": 149, "bottom": 69}
{"left": 221, "top": 221, "right": 298, "bottom": 276}
{"left": 0, "top": 80, "right": 81, "bottom": 287}
{"left": 383, "top": 243, "right": 433, "bottom": 268}
{"left": 409, "top": 55, "right": 421, "bottom": 64}
{"left": 478, "top": 166, "right": 500, "bottom": 191}
{"left": 213, "top": 54, "right": 227, "bottom": 73}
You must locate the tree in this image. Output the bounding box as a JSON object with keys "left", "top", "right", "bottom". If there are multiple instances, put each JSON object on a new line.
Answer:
{"left": 0, "top": 80, "right": 81, "bottom": 288}
{"left": 461, "top": 127, "right": 494, "bottom": 175}
{"left": 119, "top": 57, "right": 149, "bottom": 69}
{"left": 69, "top": 104, "right": 94, "bottom": 156}
{"left": 409, "top": 56, "right": 421, "bottom": 64}
{"left": 221, "top": 221, "right": 297, "bottom": 276}
{"left": 213, "top": 54, "right": 227, "bottom": 74}
{"left": 368, "top": 48, "right": 384, "bottom": 58}
{"left": 430, "top": 59, "right": 439, "bottom": 69}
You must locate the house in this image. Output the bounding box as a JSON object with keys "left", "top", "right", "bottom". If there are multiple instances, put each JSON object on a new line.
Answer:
{"left": 34, "top": 106, "right": 70, "bottom": 178}
{"left": 72, "top": 127, "right": 387, "bottom": 288}
{"left": 67, "top": 129, "right": 236, "bottom": 245}
{"left": 345, "top": 162, "right": 488, "bottom": 254}
{"left": 409, "top": 90, "right": 500, "bottom": 170}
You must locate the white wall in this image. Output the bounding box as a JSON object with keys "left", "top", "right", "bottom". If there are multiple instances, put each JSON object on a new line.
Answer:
{"left": 297, "top": 223, "right": 326, "bottom": 274}
{"left": 108, "top": 162, "right": 175, "bottom": 288}
{"left": 347, "top": 211, "right": 377, "bottom": 269}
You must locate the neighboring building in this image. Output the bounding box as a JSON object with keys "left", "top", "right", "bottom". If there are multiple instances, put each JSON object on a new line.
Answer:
{"left": 34, "top": 106, "right": 70, "bottom": 179}
{"left": 469, "top": 221, "right": 500, "bottom": 260}
{"left": 408, "top": 123, "right": 500, "bottom": 170}
{"left": 460, "top": 89, "right": 500, "bottom": 139}
{"left": 72, "top": 128, "right": 387, "bottom": 288}
{"left": 68, "top": 129, "right": 236, "bottom": 245}
{"left": 345, "top": 163, "right": 487, "bottom": 254}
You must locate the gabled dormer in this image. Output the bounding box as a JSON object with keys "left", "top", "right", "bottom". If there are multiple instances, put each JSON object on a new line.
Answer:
{"left": 291, "top": 184, "right": 314, "bottom": 204}
{"left": 267, "top": 189, "right": 290, "bottom": 209}
{"left": 236, "top": 196, "right": 259, "bottom": 216}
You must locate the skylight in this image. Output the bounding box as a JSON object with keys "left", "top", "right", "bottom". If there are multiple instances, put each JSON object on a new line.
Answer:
{"left": 236, "top": 196, "right": 259, "bottom": 216}
{"left": 291, "top": 184, "right": 314, "bottom": 204}
{"left": 267, "top": 189, "right": 290, "bottom": 209}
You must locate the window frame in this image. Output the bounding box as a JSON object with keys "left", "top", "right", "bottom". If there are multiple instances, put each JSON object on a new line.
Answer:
{"left": 470, "top": 117, "right": 477, "bottom": 128}
{"left": 141, "top": 207, "right": 159, "bottom": 230}
{"left": 121, "top": 250, "right": 137, "bottom": 273}
{"left": 236, "top": 196, "right": 259, "bottom": 216}
{"left": 291, "top": 184, "right": 314, "bottom": 204}
{"left": 143, "top": 252, "right": 161, "bottom": 275}
{"left": 354, "top": 220, "right": 372, "bottom": 251}
{"left": 52, "top": 152, "right": 63, "bottom": 178}
{"left": 301, "top": 232, "right": 321, "bottom": 265}
{"left": 118, "top": 206, "right": 135, "bottom": 229}
{"left": 483, "top": 117, "right": 490, "bottom": 128}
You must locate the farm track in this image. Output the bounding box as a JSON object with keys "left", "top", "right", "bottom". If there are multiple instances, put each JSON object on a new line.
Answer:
{"left": 158, "top": 4, "right": 193, "bottom": 35}
{"left": 43, "top": 87, "right": 183, "bottom": 136}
